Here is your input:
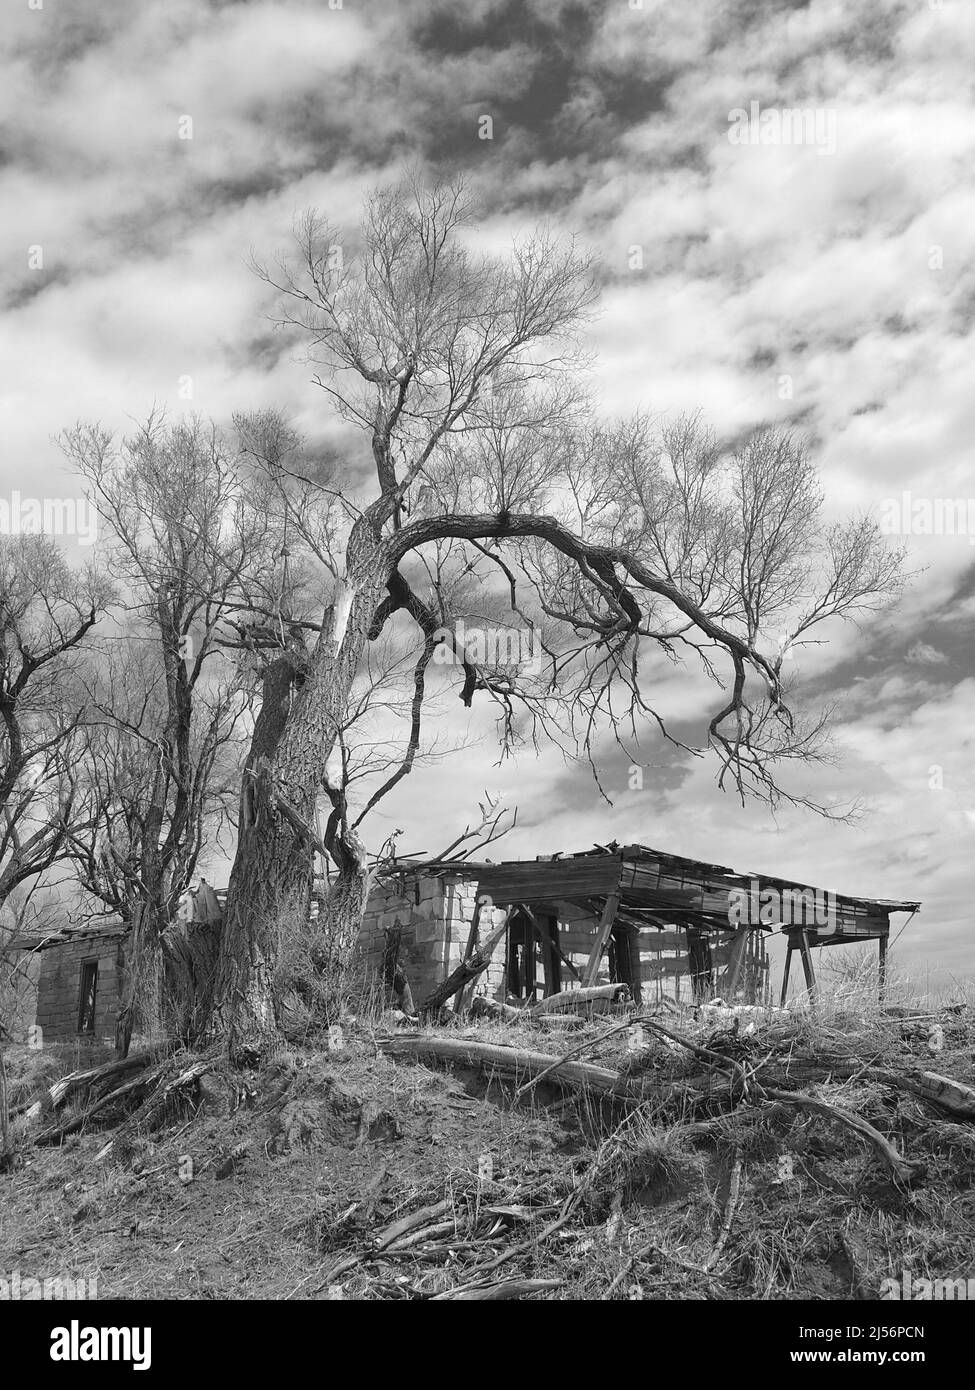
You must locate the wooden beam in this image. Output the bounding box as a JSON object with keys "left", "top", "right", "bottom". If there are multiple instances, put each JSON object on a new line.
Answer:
{"left": 779, "top": 939, "right": 794, "bottom": 1008}
{"left": 582, "top": 892, "right": 621, "bottom": 986}
{"left": 452, "top": 895, "right": 484, "bottom": 1012}
{"left": 522, "top": 905, "right": 538, "bottom": 1001}
{"left": 878, "top": 932, "right": 888, "bottom": 1003}
{"left": 796, "top": 927, "right": 817, "bottom": 1000}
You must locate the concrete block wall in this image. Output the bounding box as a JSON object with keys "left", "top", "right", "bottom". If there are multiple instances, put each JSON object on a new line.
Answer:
{"left": 33, "top": 937, "right": 120, "bottom": 1044}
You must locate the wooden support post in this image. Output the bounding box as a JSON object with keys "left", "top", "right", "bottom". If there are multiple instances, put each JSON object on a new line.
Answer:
{"left": 519, "top": 903, "right": 566, "bottom": 997}
{"left": 797, "top": 928, "right": 817, "bottom": 1001}
{"left": 522, "top": 907, "right": 538, "bottom": 1002}
{"left": 621, "top": 923, "right": 642, "bottom": 1005}
{"left": 878, "top": 932, "right": 888, "bottom": 1003}
{"left": 452, "top": 896, "right": 484, "bottom": 1012}
{"left": 779, "top": 938, "right": 794, "bottom": 1008}
{"left": 582, "top": 892, "right": 621, "bottom": 986}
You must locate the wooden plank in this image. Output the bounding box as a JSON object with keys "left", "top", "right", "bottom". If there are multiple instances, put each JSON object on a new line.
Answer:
{"left": 582, "top": 892, "right": 621, "bottom": 986}
{"left": 477, "top": 858, "right": 623, "bottom": 904}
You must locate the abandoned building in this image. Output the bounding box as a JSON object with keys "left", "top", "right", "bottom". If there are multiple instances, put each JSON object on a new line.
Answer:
{"left": 1, "top": 881, "right": 228, "bottom": 1048}
{"left": 1, "top": 845, "right": 920, "bottom": 1045}
{"left": 357, "top": 843, "right": 920, "bottom": 1008}
{"left": 3, "top": 924, "right": 125, "bottom": 1047}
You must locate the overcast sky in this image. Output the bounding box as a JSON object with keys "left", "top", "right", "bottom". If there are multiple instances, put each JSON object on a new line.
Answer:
{"left": 2, "top": 0, "right": 973, "bottom": 990}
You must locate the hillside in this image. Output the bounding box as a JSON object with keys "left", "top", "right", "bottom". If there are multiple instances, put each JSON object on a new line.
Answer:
{"left": 2, "top": 991, "right": 974, "bottom": 1302}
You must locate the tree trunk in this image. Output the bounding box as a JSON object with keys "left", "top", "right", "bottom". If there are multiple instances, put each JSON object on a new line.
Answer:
{"left": 160, "top": 915, "right": 222, "bottom": 1049}
{"left": 209, "top": 526, "right": 391, "bottom": 1063}
{"left": 115, "top": 904, "right": 165, "bottom": 1057}
{"left": 210, "top": 767, "right": 315, "bottom": 1065}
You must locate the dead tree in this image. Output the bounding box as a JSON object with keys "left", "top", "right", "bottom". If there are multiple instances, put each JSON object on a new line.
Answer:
{"left": 185, "top": 170, "right": 907, "bottom": 1063}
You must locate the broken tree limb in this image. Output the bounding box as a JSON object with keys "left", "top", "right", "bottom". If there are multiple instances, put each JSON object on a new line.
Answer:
{"left": 0, "top": 1051, "right": 10, "bottom": 1168}
{"left": 451, "top": 895, "right": 485, "bottom": 1013}
{"left": 430, "top": 1278, "right": 562, "bottom": 1300}
{"left": 373, "top": 1199, "right": 453, "bottom": 1251}
{"left": 640, "top": 1018, "right": 752, "bottom": 1096}
{"left": 385, "top": 1219, "right": 460, "bottom": 1252}
{"left": 761, "top": 1086, "right": 925, "bottom": 1185}
{"left": 777, "top": 1060, "right": 975, "bottom": 1123}
{"left": 419, "top": 915, "right": 512, "bottom": 1015}
{"left": 96, "top": 1058, "right": 213, "bottom": 1161}
{"left": 704, "top": 1149, "right": 743, "bottom": 1272}
{"left": 34, "top": 1069, "right": 164, "bottom": 1145}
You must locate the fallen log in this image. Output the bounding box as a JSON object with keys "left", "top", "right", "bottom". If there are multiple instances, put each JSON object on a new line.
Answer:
{"left": 536, "top": 1014, "right": 586, "bottom": 1032}
{"left": 469, "top": 997, "right": 587, "bottom": 1029}
{"left": 470, "top": 997, "right": 526, "bottom": 1024}
{"left": 861, "top": 1069, "right": 975, "bottom": 1122}
{"left": 17, "top": 1045, "right": 175, "bottom": 1134}
{"left": 514, "top": 1017, "right": 640, "bottom": 1100}
{"left": 378, "top": 1035, "right": 629, "bottom": 1097}
{"left": 530, "top": 985, "right": 631, "bottom": 1017}
{"left": 378, "top": 1035, "right": 733, "bottom": 1113}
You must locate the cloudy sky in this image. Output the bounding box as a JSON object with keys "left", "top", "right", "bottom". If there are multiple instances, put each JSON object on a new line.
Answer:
{"left": 2, "top": 0, "right": 973, "bottom": 990}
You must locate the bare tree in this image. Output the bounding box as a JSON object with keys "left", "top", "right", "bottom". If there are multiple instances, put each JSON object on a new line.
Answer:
{"left": 60, "top": 415, "right": 290, "bottom": 1051}
{"left": 189, "top": 170, "right": 909, "bottom": 1063}
{"left": 0, "top": 534, "right": 109, "bottom": 916}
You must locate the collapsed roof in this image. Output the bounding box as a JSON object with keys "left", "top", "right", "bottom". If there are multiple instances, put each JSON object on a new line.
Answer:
{"left": 386, "top": 842, "right": 920, "bottom": 947}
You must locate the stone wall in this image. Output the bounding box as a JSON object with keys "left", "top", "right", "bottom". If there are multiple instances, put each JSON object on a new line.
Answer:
{"left": 358, "top": 871, "right": 508, "bottom": 1003}
{"left": 32, "top": 936, "right": 121, "bottom": 1045}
